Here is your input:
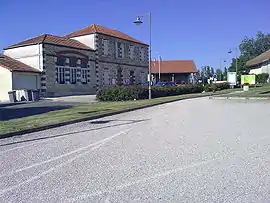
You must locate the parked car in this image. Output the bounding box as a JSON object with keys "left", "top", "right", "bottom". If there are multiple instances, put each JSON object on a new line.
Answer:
{"left": 154, "top": 82, "right": 177, "bottom": 87}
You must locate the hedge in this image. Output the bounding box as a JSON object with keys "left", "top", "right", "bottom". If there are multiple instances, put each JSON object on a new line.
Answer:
{"left": 97, "top": 83, "right": 230, "bottom": 101}
{"left": 256, "top": 73, "right": 269, "bottom": 84}
{"left": 204, "top": 82, "right": 230, "bottom": 92}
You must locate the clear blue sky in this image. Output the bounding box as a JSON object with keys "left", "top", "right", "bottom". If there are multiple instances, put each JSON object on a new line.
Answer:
{"left": 1, "top": 0, "right": 269, "bottom": 69}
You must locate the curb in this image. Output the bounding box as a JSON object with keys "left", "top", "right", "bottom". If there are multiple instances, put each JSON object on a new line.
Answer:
{"left": 209, "top": 96, "right": 270, "bottom": 100}
{"left": 0, "top": 94, "right": 209, "bottom": 139}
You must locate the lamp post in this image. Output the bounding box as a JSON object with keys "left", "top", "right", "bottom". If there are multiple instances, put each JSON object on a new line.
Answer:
{"left": 134, "top": 12, "right": 152, "bottom": 99}
{"left": 219, "top": 59, "right": 227, "bottom": 80}
{"left": 228, "top": 47, "right": 238, "bottom": 84}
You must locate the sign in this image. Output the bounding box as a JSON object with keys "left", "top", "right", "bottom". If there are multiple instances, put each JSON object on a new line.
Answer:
{"left": 227, "top": 72, "right": 236, "bottom": 85}
{"left": 241, "top": 75, "right": 255, "bottom": 85}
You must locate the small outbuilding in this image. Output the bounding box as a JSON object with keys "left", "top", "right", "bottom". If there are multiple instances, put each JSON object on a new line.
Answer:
{"left": 0, "top": 54, "right": 41, "bottom": 101}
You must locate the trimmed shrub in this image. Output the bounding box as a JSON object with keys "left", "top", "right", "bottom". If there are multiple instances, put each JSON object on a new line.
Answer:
{"left": 204, "top": 83, "right": 230, "bottom": 92}
{"left": 97, "top": 84, "right": 204, "bottom": 101}
{"left": 256, "top": 73, "right": 269, "bottom": 84}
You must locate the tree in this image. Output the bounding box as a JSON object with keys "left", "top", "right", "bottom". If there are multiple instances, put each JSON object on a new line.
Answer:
{"left": 239, "top": 31, "right": 270, "bottom": 60}
{"left": 228, "top": 55, "right": 250, "bottom": 75}
{"left": 215, "top": 69, "right": 223, "bottom": 81}
{"left": 210, "top": 67, "right": 214, "bottom": 76}
{"left": 206, "top": 66, "right": 211, "bottom": 77}
{"left": 223, "top": 67, "right": 228, "bottom": 81}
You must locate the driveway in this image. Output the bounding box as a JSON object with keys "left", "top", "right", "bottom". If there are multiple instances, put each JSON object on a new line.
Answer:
{"left": 0, "top": 98, "right": 269, "bottom": 202}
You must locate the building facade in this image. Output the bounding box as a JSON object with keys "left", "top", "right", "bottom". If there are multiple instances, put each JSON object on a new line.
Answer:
{"left": 246, "top": 49, "right": 270, "bottom": 76}
{"left": 1, "top": 24, "right": 149, "bottom": 98}
{"left": 151, "top": 60, "right": 198, "bottom": 84}
{"left": 66, "top": 24, "right": 149, "bottom": 88}
{"left": 0, "top": 54, "right": 41, "bottom": 101}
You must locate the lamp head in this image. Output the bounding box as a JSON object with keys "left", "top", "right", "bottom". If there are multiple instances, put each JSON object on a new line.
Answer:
{"left": 134, "top": 16, "right": 143, "bottom": 25}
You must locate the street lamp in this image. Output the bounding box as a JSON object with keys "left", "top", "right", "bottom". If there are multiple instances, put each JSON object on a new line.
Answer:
{"left": 219, "top": 59, "right": 227, "bottom": 81}
{"left": 228, "top": 48, "right": 239, "bottom": 84}
{"left": 134, "top": 12, "right": 152, "bottom": 99}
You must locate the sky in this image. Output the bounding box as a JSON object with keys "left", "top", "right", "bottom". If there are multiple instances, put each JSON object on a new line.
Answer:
{"left": 1, "top": 0, "right": 270, "bottom": 70}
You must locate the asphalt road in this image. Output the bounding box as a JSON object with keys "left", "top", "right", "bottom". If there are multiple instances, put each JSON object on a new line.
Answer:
{"left": 0, "top": 98, "right": 269, "bottom": 202}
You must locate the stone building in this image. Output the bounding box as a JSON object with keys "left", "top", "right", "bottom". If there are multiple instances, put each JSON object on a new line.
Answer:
{"left": 66, "top": 24, "right": 149, "bottom": 88}
{"left": 1, "top": 24, "right": 149, "bottom": 99}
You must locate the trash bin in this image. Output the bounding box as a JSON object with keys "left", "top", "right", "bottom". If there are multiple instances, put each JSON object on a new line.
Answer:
{"left": 31, "top": 90, "right": 40, "bottom": 102}
{"left": 8, "top": 91, "right": 17, "bottom": 103}
{"left": 23, "top": 90, "right": 33, "bottom": 101}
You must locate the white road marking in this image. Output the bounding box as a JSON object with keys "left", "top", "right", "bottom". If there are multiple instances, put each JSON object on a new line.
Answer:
{"left": 0, "top": 128, "right": 131, "bottom": 178}
{"left": 0, "top": 128, "right": 131, "bottom": 196}
{"left": 67, "top": 158, "right": 221, "bottom": 202}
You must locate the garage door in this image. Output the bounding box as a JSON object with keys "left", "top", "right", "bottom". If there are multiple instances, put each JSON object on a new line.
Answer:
{"left": 13, "top": 73, "right": 38, "bottom": 90}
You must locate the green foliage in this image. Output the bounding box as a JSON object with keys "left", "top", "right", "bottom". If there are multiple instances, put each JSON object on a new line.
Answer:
{"left": 228, "top": 55, "right": 250, "bottom": 75}
{"left": 240, "top": 32, "right": 270, "bottom": 59}
{"left": 97, "top": 85, "right": 204, "bottom": 101}
{"left": 256, "top": 73, "right": 269, "bottom": 84}
{"left": 204, "top": 83, "right": 230, "bottom": 92}
{"left": 215, "top": 69, "right": 223, "bottom": 81}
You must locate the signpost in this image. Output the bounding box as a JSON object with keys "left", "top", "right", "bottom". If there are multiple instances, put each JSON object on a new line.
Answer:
{"left": 227, "top": 72, "right": 237, "bottom": 87}
{"left": 241, "top": 75, "right": 256, "bottom": 85}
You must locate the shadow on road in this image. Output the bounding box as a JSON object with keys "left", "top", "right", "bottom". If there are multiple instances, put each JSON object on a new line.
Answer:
{"left": 0, "top": 119, "right": 150, "bottom": 147}
{"left": 0, "top": 106, "right": 72, "bottom": 121}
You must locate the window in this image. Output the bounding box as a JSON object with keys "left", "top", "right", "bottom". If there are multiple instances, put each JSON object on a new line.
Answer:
{"left": 140, "top": 47, "right": 145, "bottom": 61}
{"left": 81, "top": 69, "right": 87, "bottom": 84}
{"left": 129, "top": 45, "right": 134, "bottom": 59}
{"left": 104, "top": 69, "right": 110, "bottom": 85}
{"left": 130, "top": 70, "right": 135, "bottom": 85}
{"left": 56, "top": 67, "right": 65, "bottom": 84}
{"left": 102, "top": 39, "right": 109, "bottom": 55}
{"left": 69, "top": 57, "right": 77, "bottom": 67}
{"left": 70, "top": 68, "right": 77, "bottom": 84}
{"left": 116, "top": 42, "right": 124, "bottom": 58}
{"left": 81, "top": 59, "right": 88, "bottom": 68}
{"left": 56, "top": 56, "right": 66, "bottom": 66}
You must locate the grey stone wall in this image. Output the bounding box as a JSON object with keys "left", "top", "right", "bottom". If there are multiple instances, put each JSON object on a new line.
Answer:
{"left": 98, "top": 62, "right": 148, "bottom": 88}
{"left": 95, "top": 34, "right": 149, "bottom": 88}
{"left": 43, "top": 44, "right": 96, "bottom": 97}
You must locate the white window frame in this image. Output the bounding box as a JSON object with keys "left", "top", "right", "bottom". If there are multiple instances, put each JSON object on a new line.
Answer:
{"left": 70, "top": 68, "right": 77, "bottom": 84}
{"left": 129, "top": 45, "right": 134, "bottom": 59}
{"left": 56, "top": 67, "right": 65, "bottom": 84}
{"left": 81, "top": 69, "right": 87, "bottom": 84}
{"left": 140, "top": 47, "right": 145, "bottom": 61}
{"left": 102, "top": 39, "right": 109, "bottom": 56}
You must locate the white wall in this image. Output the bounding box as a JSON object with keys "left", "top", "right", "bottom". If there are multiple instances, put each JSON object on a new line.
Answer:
{"left": 71, "top": 34, "right": 96, "bottom": 49}
{"left": 12, "top": 72, "right": 40, "bottom": 90}
{"left": 0, "top": 66, "right": 12, "bottom": 101}
{"left": 4, "top": 44, "right": 43, "bottom": 71}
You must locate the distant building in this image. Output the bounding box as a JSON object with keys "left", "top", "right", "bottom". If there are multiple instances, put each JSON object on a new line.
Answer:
{"left": 0, "top": 24, "right": 149, "bottom": 100}
{"left": 246, "top": 49, "right": 270, "bottom": 75}
{"left": 151, "top": 60, "right": 198, "bottom": 84}
{"left": 0, "top": 54, "right": 41, "bottom": 101}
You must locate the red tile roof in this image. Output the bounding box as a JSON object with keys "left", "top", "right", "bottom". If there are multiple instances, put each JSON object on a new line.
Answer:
{"left": 4, "top": 34, "right": 92, "bottom": 50}
{"left": 65, "top": 24, "right": 148, "bottom": 46}
{"left": 151, "top": 60, "right": 198, "bottom": 73}
{"left": 246, "top": 49, "right": 270, "bottom": 67}
{"left": 0, "top": 54, "right": 41, "bottom": 73}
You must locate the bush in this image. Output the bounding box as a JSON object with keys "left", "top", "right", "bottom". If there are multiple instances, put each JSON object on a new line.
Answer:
{"left": 97, "top": 85, "right": 204, "bottom": 101}
{"left": 204, "top": 82, "right": 230, "bottom": 92}
{"left": 256, "top": 73, "right": 269, "bottom": 84}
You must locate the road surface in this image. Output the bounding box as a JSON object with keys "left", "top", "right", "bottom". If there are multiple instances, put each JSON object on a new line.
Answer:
{"left": 0, "top": 98, "right": 269, "bottom": 202}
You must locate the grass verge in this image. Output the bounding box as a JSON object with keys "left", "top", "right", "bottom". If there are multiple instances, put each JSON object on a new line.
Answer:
{"left": 217, "top": 84, "right": 270, "bottom": 98}
{"left": 0, "top": 89, "right": 234, "bottom": 135}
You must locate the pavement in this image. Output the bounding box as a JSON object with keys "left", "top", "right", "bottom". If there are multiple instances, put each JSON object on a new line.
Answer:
{"left": 0, "top": 96, "right": 96, "bottom": 121}
{"left": 0, "top": 98, "right": 269, "bottom": 202}
{"left": 44, "top": 95, "right": 97, "bottom": 103}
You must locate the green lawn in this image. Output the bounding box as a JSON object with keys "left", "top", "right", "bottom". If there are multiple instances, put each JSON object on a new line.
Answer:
{"left": 0, "top": 89, "right": 235, "bottom": 135}
{"left": 219, "top": 84, "right": 270, "bottom": 98}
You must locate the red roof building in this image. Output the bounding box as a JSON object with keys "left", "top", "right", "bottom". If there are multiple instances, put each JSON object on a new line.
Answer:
{"left": 151, "top": 60, "right": 198, "bottom": 84}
